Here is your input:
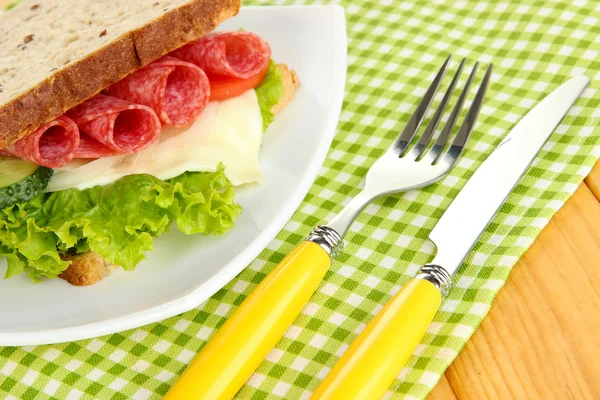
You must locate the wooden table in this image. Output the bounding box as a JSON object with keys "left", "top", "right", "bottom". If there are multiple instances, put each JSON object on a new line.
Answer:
{"left": 429, "top": 160, "right": 600, "bottom": 400}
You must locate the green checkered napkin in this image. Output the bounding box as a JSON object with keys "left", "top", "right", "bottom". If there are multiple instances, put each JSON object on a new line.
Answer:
{"left": 2, "top": 0, "right": 600, "bottom": 399}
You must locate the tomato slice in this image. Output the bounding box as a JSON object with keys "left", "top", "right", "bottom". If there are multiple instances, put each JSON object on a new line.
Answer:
{"left": 208, "top": 63, "right": 270, "bottom": 101}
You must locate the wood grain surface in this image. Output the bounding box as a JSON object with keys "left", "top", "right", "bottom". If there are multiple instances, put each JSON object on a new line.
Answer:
{"left": 429, "top": 160, "right": 600, "bottom": 400}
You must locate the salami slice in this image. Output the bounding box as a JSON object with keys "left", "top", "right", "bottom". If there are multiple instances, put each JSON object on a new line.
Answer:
{"left": 105, "top": 56, "right": 210, "bottom": 127}
{"left": 73, "top": 134, "right": 120, "bottom": 159}
{"left": 170, "top": 31, "right": 271, "bottom": 79}
{"left": 3, "top": 116, "right": 80, "bottom": 168}
{"left": 67, "top": 94, "right": 161, "bottom": 156}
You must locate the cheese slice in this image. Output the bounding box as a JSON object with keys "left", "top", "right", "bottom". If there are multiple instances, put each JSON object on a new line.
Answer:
{"left": 46, "top": 89, "right": 263, "bottom": 192}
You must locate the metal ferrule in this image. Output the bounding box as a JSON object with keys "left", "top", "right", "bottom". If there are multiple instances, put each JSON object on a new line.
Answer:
{"left": 416, "top": 264, "right": 452, "bottom": 297}
{"left": 306, "top": 225, "right": 344, "bottom": 259}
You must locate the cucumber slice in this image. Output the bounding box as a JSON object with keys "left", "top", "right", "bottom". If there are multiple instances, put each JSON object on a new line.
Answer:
{"left": 0, "top": 156, "right": 40, "bottom": 188}
{"left": 0, "top": 156, "right": 53, "bottom": 208}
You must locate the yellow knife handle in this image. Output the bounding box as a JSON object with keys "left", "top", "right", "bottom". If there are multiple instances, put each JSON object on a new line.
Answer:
{"left": 311, "top": 277, "right": 443, "bottom": 400}
{"left": 165, "top": 240, "right": 333, "bottom": 400}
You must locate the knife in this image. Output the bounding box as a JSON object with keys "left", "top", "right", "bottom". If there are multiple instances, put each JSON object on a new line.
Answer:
{"left": 310, "top": 75, "right": 590, "bottom": 400}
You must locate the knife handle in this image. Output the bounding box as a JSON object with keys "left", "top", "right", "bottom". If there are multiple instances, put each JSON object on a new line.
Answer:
{"left": 311, "top": 277, "right": 442, "bottom": 400}
{"left": 165, "top": 240, "right": 333, "bottom": 400}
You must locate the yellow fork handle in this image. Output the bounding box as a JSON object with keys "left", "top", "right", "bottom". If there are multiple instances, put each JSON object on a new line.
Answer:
{"left": 165, "top": 241, "right": 331, "bottom": 400}
{"left": 311, "top": 278, "right": 442, "bottom": 400}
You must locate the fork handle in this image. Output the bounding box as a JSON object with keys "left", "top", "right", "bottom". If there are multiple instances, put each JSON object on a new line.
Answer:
{"left": 311, "top": 277, "right": 442, "bottom": 400}
{"left": 165, "top": 236, "right": 337, "bottom": 399}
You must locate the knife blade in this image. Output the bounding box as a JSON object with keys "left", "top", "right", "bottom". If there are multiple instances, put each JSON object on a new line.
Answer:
{"left": 429, "top": 75, "right": 589, "bottom": 274}
{"left": 311, "top": 75, "right": 589, "bottom": 400}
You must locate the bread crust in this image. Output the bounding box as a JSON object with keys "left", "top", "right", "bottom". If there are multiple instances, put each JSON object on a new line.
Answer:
{"left": 0, "top": 0, "right": 240, "bottom": 148}
{"left": 59, "top": 252, "right": 118, "bottom": 286}
{"left": 272, "top": 64, "right": 300, "bottom": 116}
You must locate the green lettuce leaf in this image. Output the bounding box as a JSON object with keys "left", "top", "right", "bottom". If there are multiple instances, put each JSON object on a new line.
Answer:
{"left": 255, "top": 60, "right": 284, "bottom": 131}
{"left": 0, "top": 166, "right": 241, "bottom": 282}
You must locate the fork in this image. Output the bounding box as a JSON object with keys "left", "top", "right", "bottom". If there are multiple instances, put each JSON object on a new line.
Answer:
{"left": 165, "top": 55, "right": 492, "bottom": 399}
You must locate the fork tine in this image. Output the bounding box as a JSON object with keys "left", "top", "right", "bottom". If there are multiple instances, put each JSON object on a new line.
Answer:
{"left": 444, "top": 63, "right": 493, "bottom": 161}
{"left": 429, "top": 61, "right": 479, "bottom": 163}
{"left": 413, "top": 58, "right": 466, "bottom": 159}
{"left": 395, "top": 55, "right": 451, "bottom": 156}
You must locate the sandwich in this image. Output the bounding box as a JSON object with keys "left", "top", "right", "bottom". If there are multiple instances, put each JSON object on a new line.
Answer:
{"left": 0, "top": 0, "right": 299, "bottom": 285}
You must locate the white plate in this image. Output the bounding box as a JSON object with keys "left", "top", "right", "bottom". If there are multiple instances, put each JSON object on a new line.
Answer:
{"left": 0, "top": 5, "right": 347, "bottom": 345}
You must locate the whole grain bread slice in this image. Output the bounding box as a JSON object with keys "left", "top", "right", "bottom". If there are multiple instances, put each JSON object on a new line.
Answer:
{"left": 0, "top": 0, "right": 240, "bottom": 148}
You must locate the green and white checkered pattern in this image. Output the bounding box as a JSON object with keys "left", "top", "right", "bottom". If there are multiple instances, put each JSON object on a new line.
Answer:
{"left": 2, "top": 0, "right": 600, "bottom": 398}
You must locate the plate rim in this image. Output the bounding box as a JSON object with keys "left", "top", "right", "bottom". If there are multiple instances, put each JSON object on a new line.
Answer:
{"left": 0, "top": 4, "right": 347, "bottom": 346}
